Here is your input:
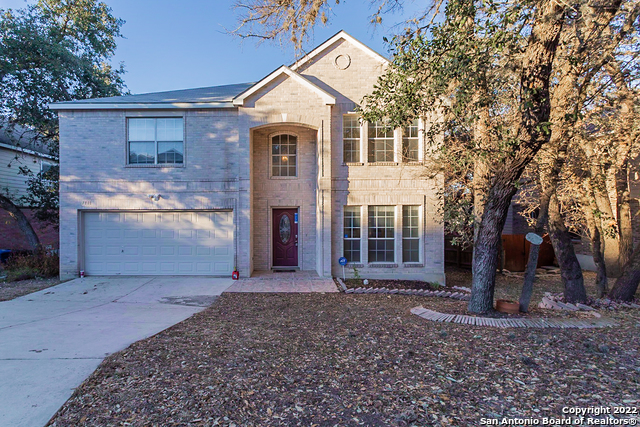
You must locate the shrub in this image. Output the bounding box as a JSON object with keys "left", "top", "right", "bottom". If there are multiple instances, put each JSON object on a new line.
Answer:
{"left": 3, "top": 249, "right": 59, "bottom": 282}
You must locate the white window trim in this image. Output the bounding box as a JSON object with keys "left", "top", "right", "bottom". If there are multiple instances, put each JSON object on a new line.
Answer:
{"left": 40, "top": 160, "right": 54, "bottom": 172}
{"left": 343, "top": 205, "right": 362, "bottom": 264}
{"left": 342, "top": 114, "right": 363, "bottom": 165}
{"left": 418, "top": 118, "right": 425, "bottom": 163}
{"left": 400, "top": 119, "right": 422, "bottom": 163}
{"left": 360, "top": 119, "right": 367, "bottom": 164}
{"left": 402, "top": 205, "right": 423, "bottom": 264}
{"left": 367, "top": 205, "right": 396, "bottom": 264}
{"left": 394, "top": 205, "right": 401, "bottom": 264}
{"left": 394, "top": 128, "right": 402, "bottom": 163}
{"left": 341, "top": 117, "right": 425, "bottom": 166}
{"left": 366, "top": 121, "right": 396, "bottom": 164}
{"left": 361, "top": 205, "right": 369, "bottom": 264}
{"left": 126, "top": 117, "right": 186, "bottom": 168}
{"left": 269, "top": 131, "right": 299, "bottom": 179}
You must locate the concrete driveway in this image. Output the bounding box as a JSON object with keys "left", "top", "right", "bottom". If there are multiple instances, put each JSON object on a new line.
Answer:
{"left": 0, "top": 276, "right": 232, "bottom": 427}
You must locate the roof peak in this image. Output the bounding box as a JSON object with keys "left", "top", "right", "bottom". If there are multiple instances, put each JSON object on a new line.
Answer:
{"left": 232, "top": 65, "right": 335, "bottom": 106}
{"left": 290, "top": 30, "right": 388, "bottom": 71}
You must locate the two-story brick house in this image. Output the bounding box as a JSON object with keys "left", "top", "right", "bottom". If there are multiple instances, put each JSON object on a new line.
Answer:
{"left": 51, "top": 31, "right": 445, "bottom": 283}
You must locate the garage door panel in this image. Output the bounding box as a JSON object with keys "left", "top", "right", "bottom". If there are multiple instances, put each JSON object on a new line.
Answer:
{"left": 178, "top": 263, "right": 194, "bottom": 272}
{"left": 160, "top": 246, "right": 175, "bottom": 255}
{"left": 214, "top": 262, "right": 231, "bottom": 273}
{"left": 105, "top": 246, "right": 121, "bottom": 255}
{"left": 123, "top": 246, "right": 139, "bottom": 256}
{"left": 142, "top": 246, "right": 157, "bottom": 256}
{"left": 214, "top": 246, "right": 229, "bottom": 256}
{"left": 106, "top": 229, "right": 122, "bottom": 239}
{"left": 196, "top": 246, "right": 210, "bottom": 256}
{"left": 123, "top": 230, "right": 139, "bottom": 239}
{"left": 86, "top": 246, "right": 103, "bottom": 256}
{"left": 196, "top": 263, "right": 211, "bottom": 272}
{"left": 124, "top": 263, "right": 139, "bottom": 273}
{"left": 84, "top": 211, "right": 233, "bottom": 276}
{"left": 141, "top": 229, "right": 156, "bottom": 238}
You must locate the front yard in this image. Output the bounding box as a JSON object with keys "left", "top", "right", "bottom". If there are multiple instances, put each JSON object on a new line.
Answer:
{"left": 0, "top": 276, "right": 62, "bottom": 301}
{"left": 48, "top": 270, "right": 639, "bottom": 427}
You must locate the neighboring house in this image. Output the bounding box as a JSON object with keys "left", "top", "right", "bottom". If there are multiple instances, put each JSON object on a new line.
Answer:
{"left": 0, "top": 124, "right": 59, "bottom": 251}
{"left": 50, "top": 31, "right": 445, "bottom": 283}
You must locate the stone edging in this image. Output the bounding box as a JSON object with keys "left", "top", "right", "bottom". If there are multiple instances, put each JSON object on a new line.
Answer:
{"left": 539, "top": 293, "right": 640, "bottom": 312}
{"left": 410, "top": 307, "right": 618, "bottom": 329}
{"left": 335, "top": 278, "right": 470, "bottom": 301}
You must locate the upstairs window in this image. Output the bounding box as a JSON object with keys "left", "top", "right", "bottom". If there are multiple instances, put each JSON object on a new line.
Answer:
{"left": 368, "top": 121, "right": 395, "bottom": 162}
{"left": 128, "top": 118, "right": 184, "bottom": 165}
{"left": 271, "top": 134, "right": 297, "bottom": 177}
{"left": 343, "top": 115, "right": 360, "bottom": 163}
{"left": 402, "top": 119, "right": 419, "bottom": 162}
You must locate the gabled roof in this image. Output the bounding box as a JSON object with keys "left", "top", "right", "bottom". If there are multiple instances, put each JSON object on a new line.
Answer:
{"left": 49, "top": 30, "right": 381, "bottom": 111}
{"left": 290, "top": 30, "right": 388, "bottom": 71}
{"left": 232, "top": 66, "right": 336, "bottom": 106}
{"left": 50, "top": 83, "right": 254, "bottom": 110}
{"left": 0, "top": 121, "right": 56, "bottom": 159}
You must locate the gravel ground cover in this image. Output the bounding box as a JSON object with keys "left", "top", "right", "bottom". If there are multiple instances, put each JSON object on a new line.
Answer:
{"left": 0, "top": 276, "right": 62, "bottom": 301}
{"left": 48, "top": 288, "right": 639, "bottom": 427}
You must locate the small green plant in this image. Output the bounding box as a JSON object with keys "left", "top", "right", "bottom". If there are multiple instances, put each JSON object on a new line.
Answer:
{"left": 352, "top": 266, "right": 361, "bottom": 280}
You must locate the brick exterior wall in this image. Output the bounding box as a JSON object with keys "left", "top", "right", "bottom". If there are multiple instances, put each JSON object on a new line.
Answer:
{"left": 251, "top": 125, "right": 318, "bottom": 271}
{"left": 56, "top": 34, "right": 445, "bottom": 283}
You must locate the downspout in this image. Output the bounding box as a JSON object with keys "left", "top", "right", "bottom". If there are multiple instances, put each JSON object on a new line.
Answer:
{"left": 321, "top": 119, "right": 324, "bottom": 274}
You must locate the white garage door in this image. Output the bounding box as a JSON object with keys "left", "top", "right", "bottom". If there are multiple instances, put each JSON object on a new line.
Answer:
{"left": 83, "top": 211, "right": 234, "bottom": 275}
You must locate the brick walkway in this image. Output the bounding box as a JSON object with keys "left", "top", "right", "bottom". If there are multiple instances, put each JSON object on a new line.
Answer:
{"left": 411, "top": 307, "right": 617, "bottom": 329}
{"left": 224, "top": 270, "right": 339, "bottom": 293}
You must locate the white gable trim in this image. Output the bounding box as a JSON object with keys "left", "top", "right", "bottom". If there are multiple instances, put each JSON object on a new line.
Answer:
{"left": 232, "top": 66, "right": 336, "bottom": 106}
{"left": 0, "top": 142, "right": 57, "bottom": 160}
{"left": 49, "top": 102, "right": 235, "bottom": 110}
{"left": 290, "top": 30, "right": 388, "bottom": 71}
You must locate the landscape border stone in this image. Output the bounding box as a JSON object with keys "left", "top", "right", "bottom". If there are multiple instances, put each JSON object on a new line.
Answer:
{"left": 410, "top": 306, "right": 618, "bottom": 329}
{"left": 335, "top": 277, "right": 471, "bottom": 301}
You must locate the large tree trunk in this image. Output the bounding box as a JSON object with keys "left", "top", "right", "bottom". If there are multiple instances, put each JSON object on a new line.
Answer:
{"left": 608, "top": 244, "right": 640, "bottom": 301}
{"left": 468, "top": 0, "right": 566, "bottom": 314}
{"left": 0, "top": 194, "right": 41, "bottom": 250}
{"left": 607, "top": 61, "right": 636, "bottom": 270}
{"left": 587, "top": 159, "right": 622, "bottom": 277}
{"left": 582, "top": 187, "right": 608, "bottom": 297}
{"left": 472, "top": 82, "right": 491, "bottom": 244}
{"left": 470, "top": 178, "right": 518, "bottom": 313}
{"left": 617, "top": 188, "right": 633, "bottom": 268}
{"left": 548, "top": 194, "right": 587, "bottom": 303}
{"left": 520, "top": 181, "right": 550, "bottom": 312}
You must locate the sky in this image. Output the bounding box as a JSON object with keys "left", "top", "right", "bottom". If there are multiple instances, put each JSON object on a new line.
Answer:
{"left": 0, "top": 0, "right": 423, "bottom": 95}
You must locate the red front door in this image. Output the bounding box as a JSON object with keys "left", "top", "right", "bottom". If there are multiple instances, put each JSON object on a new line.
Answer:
{"left": 273, "top": 208, "right": 298, "bottom": 267}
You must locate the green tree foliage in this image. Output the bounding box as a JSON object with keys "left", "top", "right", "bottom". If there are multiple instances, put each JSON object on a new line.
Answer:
{"left": 0, "top": 0, "right": 126, "bottom": 235}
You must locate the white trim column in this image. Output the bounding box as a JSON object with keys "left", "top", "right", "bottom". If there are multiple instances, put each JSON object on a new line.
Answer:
{"left": 361, "top": 204, "right": 369, "bottom": 264}
{"left": 418, "top": 117, "right": 425, "bottom": 163}
{"left": 360, "top": 119, "right": 367, "bottom": 164}
{"left": 394, "top": 204, "right": 402, "bottom": 264}
{"left": 394, "top": 128, "right": 402, "bottom": 163}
